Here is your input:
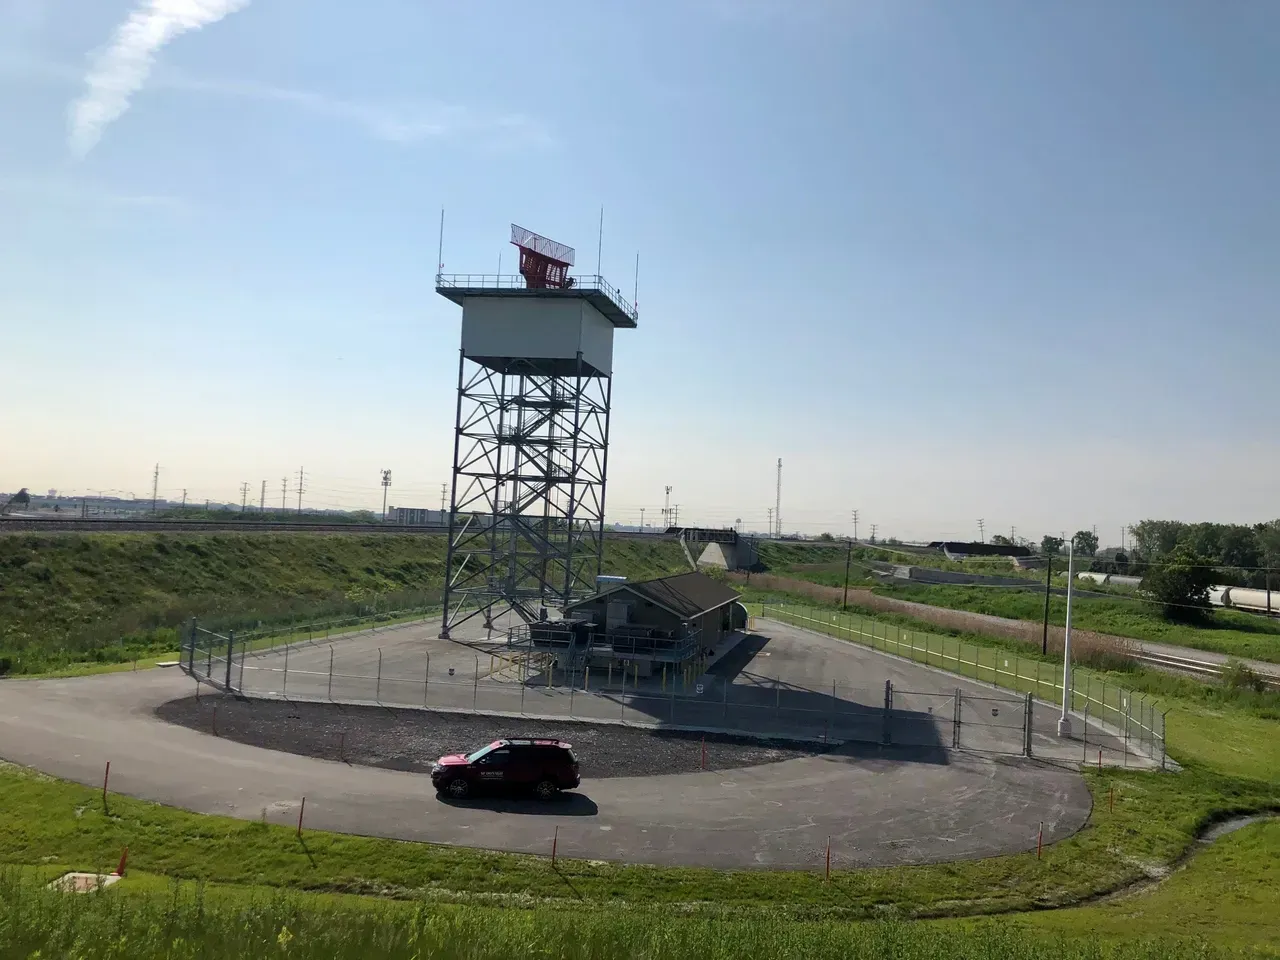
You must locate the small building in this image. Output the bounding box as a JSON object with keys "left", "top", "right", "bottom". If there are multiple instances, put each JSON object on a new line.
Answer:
{"left": 518, "top": 572, "right": 747, "bottom": 677}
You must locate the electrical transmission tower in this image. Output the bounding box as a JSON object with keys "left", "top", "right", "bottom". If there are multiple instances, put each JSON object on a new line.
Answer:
{"left": 151, "top": 463, "right": 160, "bottom": 514}
{"left": 296, "top": 467, "right": 305, "bottom": 513}
{"left": 381, "top": 469, "right": 392, "bottom": 521}
{"left": 977, "top": 518, "right": 985, "bottom": 543}
{"left": 239, "top": 482, "right": 250, "bottom": 512}
{"left": 852, "top": 508, "right": 859, "bottom": 542}
{"left": 259, "top": 480, "right": 266, "bottom": 512}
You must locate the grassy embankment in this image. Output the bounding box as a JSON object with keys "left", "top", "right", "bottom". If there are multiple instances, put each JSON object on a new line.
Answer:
{"left": 0, "top": 533, "right": 691, "bottom": 676}
{"left": 876, "top": 581, "right": 1280, "bottom": 663}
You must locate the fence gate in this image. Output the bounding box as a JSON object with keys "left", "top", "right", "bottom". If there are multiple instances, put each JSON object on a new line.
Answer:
{"left": 182, "top": 621, "right": 238, "bottom": 692}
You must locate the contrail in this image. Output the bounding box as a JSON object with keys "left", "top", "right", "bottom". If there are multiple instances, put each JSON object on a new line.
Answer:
{"left": 68, "top": 0, "right": 251, "bottom": 157}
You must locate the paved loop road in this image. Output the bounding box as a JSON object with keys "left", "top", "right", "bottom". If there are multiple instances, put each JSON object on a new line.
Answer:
{"left": 0, "top": 665, "right": 1090, "bottom": 869}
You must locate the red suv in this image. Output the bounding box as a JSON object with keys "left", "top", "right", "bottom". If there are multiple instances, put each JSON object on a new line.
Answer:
{"left": 431, "top": 739, "right": 580, "bottom": 801}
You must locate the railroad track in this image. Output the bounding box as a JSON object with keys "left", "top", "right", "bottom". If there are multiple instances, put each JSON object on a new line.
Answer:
{"left": 1132, "top": 650, "right": 1280, "bottom": 689}
{"left": 0, "top": 518, "right": 668, "bottom": 540}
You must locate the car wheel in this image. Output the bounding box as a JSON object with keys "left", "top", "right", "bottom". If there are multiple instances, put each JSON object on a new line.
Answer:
{"left": 534, "top": 779, "right": 559, "bottom": 801}
{"left": 446, "top": 778, "right": 470, "bottom": 799}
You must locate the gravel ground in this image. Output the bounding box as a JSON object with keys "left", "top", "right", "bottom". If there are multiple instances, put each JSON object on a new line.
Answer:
{"left": 155, "top": 695, "right": 831, "bottom": 778}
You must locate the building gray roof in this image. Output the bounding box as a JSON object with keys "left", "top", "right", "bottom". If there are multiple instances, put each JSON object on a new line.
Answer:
{"left": 569, "top": 571, "right": 740, "bottom": 620}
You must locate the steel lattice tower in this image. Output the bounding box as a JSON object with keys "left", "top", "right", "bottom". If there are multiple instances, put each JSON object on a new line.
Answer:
{"left": 435, "top": 224, "right": 637, "bottom": 637}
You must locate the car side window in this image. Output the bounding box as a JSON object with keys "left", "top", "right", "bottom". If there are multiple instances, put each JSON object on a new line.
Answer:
{"left": 479, "top": 749, "right": 510, "bottom": 768}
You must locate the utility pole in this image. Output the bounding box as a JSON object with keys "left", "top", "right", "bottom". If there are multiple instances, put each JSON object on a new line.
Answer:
{"left": 639, "top": 507, "right": 645, "bottom": 531}
{"left": 852, "top": 509, "right": 859, "bottom": 542}
{"left": 296, "top": 467, "right": 305, "bottom": 514}
{"left": 775, "top": 458, "right": 782, "bottom": 537}
{"left": 842, "top": 537, "right": 853, "bottom": 610}
{"left": 239, "top": 482, "right": 249, "bottom": 513}
{"left": 673, "top": 504, "right": 680, "bottom": 528}
{"left": 181, "top": 489, "right": 187, "bottom": 511}
{"left": 870, "top": 523, "right": 878, "bottom": 544}
{"left": 767, "top": 507, "right": 773, "bottom": 535}
{"left": 663, "top": 486, "right": 672, "bottom": 530}
{"left": 1057, "top": 538, "right": 1076, "bottom": 737}
{"left": 381, "top": 469, "right": 392, "bottom": 521}
{"left": 259, "top": 480, "right": 266, "bottom": 512}
{"left": 151, "top": 463, "right": 160, "bottom": 514}
{"left": 281, "top": 477, "right": 288, "bottom": 510}
{"left": 440, "top": 483, "right": 447, "bottom": 516}
{"left": 977, "top": 519, "right": 985, "bottom": 543}
{"left": 1011, "top": 525, "right": 1016, "bottom": 544}
{"left": 1041, "top": 551, "right": 1053, "bottom": 656}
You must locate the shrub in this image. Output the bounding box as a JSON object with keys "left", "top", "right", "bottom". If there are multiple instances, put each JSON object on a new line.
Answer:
{"left": 1140, "top": 546, "right": 1215, "bottom": 622}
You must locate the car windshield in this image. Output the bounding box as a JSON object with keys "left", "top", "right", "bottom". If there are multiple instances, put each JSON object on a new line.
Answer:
{"left": 465, "top": 742, "right": 501, "bottom": 763}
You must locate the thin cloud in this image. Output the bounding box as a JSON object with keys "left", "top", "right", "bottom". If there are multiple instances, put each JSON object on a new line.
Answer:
{"left": 0, "top": 173, "right": 188, "bottom": 212}
{"left": 154, "top": 69, "right": 553, "bottom": 147}
{"left": 68, "top": 0, "right": 251, "bottom": 157}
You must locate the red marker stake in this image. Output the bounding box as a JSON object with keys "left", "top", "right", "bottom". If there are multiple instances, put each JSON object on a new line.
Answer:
{"left": 552, "top": 826, "right": 559, "bottom": 867}
{"left": 297, "top": 797, "right": 306, "bottom": 837}
{"left": 102, "top": 761, "right": 110, "bottom": 812}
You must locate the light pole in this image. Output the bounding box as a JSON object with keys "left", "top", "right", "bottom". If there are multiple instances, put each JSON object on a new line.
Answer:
{"left": 380, "top": 470, "right": 392, "bottom": 522}
{"left": 1057, "top": 538, "right": 1076, "bottom": 737}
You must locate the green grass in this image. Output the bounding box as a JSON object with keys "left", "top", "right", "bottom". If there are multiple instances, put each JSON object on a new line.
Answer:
{"left": 872, "top": 582, "right": 1280, "bottom": 663}
{"left": 0, "top": 533, "right": 690, "bottom": 675}
{"left": 3, "top": 869, "right": 1234, "bottom": 960}
{"left": 1008, "top": 818, "right": 1280, "bottom": 954}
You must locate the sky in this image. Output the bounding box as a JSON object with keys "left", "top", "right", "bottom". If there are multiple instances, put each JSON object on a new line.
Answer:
{"left": 1, "top": 0, "right": 1277, "bottom": 544}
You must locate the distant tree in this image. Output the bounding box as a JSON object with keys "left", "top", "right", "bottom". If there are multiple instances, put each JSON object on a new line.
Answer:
{"left": 989, "top": 534, "right": 1013, "bottom": 547}
{"left": 1141, "top": 545, "right": 1215, "bottom": 621}
{"left": 1041, "top": 535, "right": 1064, "bottom": 556}
{"left": 818, "top": 532, "right": 835, "bottom": 542}
{"left": 1129, "top": 520, "right": 1186, "bottom": 560}
{"left": 1073, "top": 530, "right": 1099, "bottom": 556}
{"left": 1114, "top": 551, "right": 1129, "bottom": 574}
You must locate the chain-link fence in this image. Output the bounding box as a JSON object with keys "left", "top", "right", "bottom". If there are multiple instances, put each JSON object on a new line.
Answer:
{"left": 762, "top": 602, "right": 1167, "bottom": 768}
{"left": 185, "top": 626, "right": 1035, "bottom": 758}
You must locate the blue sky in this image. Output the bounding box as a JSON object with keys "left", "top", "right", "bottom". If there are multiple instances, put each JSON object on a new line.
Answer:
{"left": 2, "top": 0, "right": 1277, "bottom": 543}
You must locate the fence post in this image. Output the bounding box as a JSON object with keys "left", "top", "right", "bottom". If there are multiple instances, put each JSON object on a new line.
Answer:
{"left": 952, "top": 688, "right": 961, "bottom": 749}
{"left": 328, "top": 647, "right": 334, "bottom": 701}
{"left": 1023, "top": 692, "right": 1033, "bottom": 757}
{"left": 1123, "top": 694, "right": 1131, "bottom": 766}
{"left": 206, "top": 637, "right": 213, "bottom": 677}
{"left": 224, "top": 630, "right": 235, "bottom": 690}
{"left": 239, "top": 636, "right": 246, "bottom": 691}
{"left": 283, "top": 643, "right": 289, "bottom": 697}
{"left": 188, "top": 618, "right": 198, "bottom": 672}
{"left": 882, "top": 680, "right": 892, "bottom": 745}
{"left": 424, "top": 653, "right": 430, "bottom": 707}
{"left": 1160, "top": 709, "right": 1169, "bottom": 771}
{"left": 376, "top": 649, "right": 383, "bottom": 703}
{"left": 775, "top": 679, "right": 781, "bottom": 718}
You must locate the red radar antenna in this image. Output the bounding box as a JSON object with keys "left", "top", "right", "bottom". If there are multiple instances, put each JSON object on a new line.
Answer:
{"left": 511, "top": 224, "right": 576, "bottom": 290}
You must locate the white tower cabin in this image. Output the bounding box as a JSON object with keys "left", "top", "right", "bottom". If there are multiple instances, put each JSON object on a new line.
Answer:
{"left": 435, "top": 224, "right": 638, "bottom": 637}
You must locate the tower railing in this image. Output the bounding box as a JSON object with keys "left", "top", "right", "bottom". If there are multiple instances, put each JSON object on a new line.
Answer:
{"left": 435, "top": 272, "right": 638, "bottom": 325}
